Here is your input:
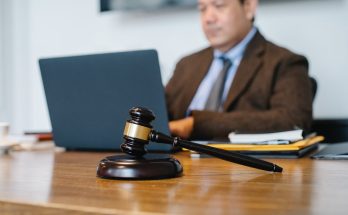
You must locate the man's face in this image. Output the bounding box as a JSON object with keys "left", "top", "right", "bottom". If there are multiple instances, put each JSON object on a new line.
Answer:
{"left": 198, "top": 0, "right": 255, "bottom": 52}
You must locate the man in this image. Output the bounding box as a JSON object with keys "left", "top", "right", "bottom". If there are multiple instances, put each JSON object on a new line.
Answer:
{"left": 166, "top": 0, "right": 312, "bottom": 140}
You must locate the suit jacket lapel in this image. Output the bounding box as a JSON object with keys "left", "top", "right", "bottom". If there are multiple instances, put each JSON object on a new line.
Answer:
{"left": 181, "top": 48, "right": 214, "bottom": 115}
{"left": 223, "top": 31, "right": 266, "bottom": 111}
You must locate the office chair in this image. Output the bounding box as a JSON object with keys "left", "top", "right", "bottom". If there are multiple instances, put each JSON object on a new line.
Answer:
{"left": 312, "top": 119, "right": 348, "bottom": 143}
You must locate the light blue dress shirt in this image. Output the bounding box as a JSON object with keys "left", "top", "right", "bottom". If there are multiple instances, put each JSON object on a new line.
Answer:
{"left": 187, "top": 27, "right": 257, "bottom": 115}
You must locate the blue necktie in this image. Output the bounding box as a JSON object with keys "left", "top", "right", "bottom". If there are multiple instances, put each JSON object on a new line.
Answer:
{"left": 204, "top": 56, "right": 232, "bottom": 111}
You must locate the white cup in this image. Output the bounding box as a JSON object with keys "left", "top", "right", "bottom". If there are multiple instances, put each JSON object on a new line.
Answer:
{"left": 0, "top": 122, "right": 9, "bottom": 144}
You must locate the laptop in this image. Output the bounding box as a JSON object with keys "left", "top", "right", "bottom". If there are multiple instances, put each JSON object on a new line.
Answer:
{"left": 39, "top": 50, "right": 172, "bottom": 151}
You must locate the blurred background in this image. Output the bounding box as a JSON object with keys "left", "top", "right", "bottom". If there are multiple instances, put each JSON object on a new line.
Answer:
{"left": 0, "top": 0, "right": 348, "bottom": 134}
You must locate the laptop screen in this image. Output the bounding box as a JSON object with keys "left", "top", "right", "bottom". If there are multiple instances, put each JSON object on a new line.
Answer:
{"left": 39, "top": 50, "right": 171, "bottom": 151}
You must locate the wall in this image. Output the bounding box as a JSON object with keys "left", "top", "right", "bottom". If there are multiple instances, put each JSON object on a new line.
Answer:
{"left": 1, "top": 0, "right": 348, "bottom": 133}
{"left": 258, "top": 0, "right": 348, "bottom": 118}
{"left": 0, "top": 0, "right": 4, "bottom": 115}
{"left": 0, "top": 0, "right": 31, "bottom": 130}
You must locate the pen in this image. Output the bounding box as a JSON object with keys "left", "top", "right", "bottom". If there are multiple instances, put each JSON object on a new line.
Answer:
{"left": 259, "top": 140, "right": 290, "bottom": 145}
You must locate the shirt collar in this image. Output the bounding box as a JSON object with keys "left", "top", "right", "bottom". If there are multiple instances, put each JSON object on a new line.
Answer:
{"left": 213, "top": 26, "right": 257, "bottom": 61}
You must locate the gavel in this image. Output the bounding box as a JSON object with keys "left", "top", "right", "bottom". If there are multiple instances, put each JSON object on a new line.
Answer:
{"left": 97, "top": 107, "right": 282, "bottom": 180}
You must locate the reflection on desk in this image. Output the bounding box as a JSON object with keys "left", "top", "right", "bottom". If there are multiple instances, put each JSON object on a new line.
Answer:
{"left": 0, "top": 150, "right": 347, "bottom": 214}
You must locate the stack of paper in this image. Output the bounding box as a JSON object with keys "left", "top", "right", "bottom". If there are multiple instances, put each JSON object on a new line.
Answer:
{"left": 228, "top": 129, "right": 303, "bottom": 144}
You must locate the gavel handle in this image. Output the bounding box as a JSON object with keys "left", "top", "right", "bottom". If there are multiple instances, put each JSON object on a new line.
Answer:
{"left": 150, "top": 131, "right": 283, "bottom": 173}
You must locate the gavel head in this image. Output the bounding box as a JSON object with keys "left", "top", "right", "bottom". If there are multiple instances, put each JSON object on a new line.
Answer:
{"left": 121, "top": 107, "right": 155, "bottom": 157}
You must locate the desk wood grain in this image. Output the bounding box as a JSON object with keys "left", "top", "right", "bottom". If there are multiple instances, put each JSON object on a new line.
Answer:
{"left": 0, "top": 150, "right": 347, "bottom": 215}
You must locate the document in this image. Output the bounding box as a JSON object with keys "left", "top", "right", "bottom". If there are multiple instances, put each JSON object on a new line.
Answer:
{"left": 189, "top": 136, "right": 324, "bottom": 159}
{"left": 228, "top": 129, "right": 303, "bottom": 144}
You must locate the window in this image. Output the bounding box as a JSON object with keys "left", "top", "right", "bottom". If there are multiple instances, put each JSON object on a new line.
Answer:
{"left": 100, "top": 0, "right": 197, "bottom": 12}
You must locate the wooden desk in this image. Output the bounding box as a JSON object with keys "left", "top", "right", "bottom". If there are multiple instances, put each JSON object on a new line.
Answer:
{"left": 0, "top": 150, "right": 347, "bottom": 215}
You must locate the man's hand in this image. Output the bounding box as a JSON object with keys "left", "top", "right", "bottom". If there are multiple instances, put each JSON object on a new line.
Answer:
{"left": 169, "top": 117, "right": 194, "bottom": 139}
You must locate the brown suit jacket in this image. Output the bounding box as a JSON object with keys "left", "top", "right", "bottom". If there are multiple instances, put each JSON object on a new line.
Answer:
{"left": 165, "top": 31, "right": 313, "bottom": 140}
